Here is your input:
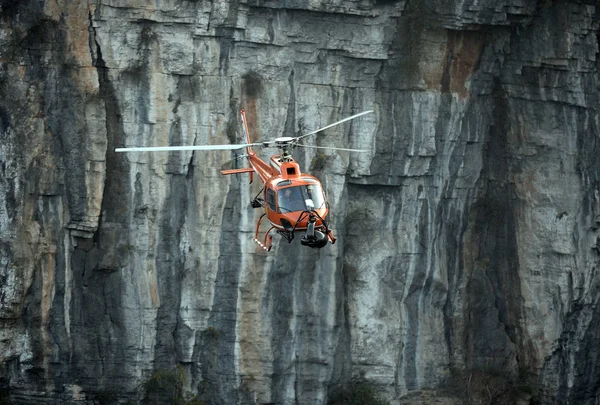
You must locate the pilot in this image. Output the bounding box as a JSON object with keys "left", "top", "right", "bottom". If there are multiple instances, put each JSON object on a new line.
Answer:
{"left": 281, "top": 188, "right": 302, "bottom": 212}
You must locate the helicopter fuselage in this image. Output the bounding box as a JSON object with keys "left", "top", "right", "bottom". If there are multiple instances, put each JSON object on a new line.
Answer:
{"left": 261, "top": 158, "right": 329, "bottom": 230}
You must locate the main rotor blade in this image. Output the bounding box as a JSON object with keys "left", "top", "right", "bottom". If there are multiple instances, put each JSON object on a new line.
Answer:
{"left": 295, "top": 110, "right": 373, "bottom": 142}
{"left": 295, "top": 144, "right": 369, "bottom": 153}
{"left": 115, "top": 143, "right": 261, "bottom": 153}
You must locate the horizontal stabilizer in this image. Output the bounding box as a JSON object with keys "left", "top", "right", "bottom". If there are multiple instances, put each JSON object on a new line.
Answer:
{"left": 221, "top": 167, "right": 255, "bottom": 175}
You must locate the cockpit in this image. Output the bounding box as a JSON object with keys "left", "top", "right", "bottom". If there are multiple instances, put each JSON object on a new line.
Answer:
{"left": 277, "top": 183, "right": 326, "bottom": 213}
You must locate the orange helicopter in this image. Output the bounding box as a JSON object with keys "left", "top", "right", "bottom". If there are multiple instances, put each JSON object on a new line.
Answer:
{"left": 115, "top": 109, "right": 373, "bottom": 251}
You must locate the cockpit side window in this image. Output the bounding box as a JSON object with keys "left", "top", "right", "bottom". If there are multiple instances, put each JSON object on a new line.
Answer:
{"left": 267, "top": 188, "right": 276, "bottom": 211}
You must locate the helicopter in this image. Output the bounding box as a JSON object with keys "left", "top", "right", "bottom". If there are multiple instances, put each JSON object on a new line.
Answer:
{"left": 115, "top": 109, "right": 373, "bottom": 251}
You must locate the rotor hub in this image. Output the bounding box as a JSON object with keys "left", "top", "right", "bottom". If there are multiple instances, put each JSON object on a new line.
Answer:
{"left": 266, "top": 137, "right": 295, "bottom": 161}
{"left": 273, "top": 137, "right": 295, "bottom": 146}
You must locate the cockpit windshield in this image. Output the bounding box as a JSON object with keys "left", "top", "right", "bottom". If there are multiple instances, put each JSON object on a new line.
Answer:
{"left": 277, "top": 184, "right": 326, "bottom": 213}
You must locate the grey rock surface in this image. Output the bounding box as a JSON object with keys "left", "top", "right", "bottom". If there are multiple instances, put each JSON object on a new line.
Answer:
{"left": 0, "top": 0, "right": 599, "bottom": 404}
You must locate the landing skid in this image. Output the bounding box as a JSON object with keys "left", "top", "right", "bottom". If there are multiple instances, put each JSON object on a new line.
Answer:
{"left": 254, "top": 213, "right": 274, "bottom": 251}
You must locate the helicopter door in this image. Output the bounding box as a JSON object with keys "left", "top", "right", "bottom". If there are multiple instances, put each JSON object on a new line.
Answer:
{"left": 267, "top": 188, "right": 276, "bottom": 212}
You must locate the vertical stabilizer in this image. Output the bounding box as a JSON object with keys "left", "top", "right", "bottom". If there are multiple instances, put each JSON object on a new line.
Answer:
{"left": 240, "top": 109, "right": 254, "bottom": 156}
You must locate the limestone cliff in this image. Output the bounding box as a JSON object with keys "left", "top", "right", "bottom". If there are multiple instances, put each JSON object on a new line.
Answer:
{"left": 0, "top": 0, "right": 599, "bottom": 404}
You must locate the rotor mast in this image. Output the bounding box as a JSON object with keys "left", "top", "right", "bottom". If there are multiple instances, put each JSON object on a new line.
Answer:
{"left": 268, "top": 137, "right": 296, "bottom": 162}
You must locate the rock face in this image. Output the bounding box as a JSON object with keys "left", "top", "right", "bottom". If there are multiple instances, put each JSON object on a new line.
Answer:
{"left": 0, "top": 0, "right": 599, "bottom": 404}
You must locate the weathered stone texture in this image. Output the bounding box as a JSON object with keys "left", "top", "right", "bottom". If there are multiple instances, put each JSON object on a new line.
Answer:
{"left": 0, "top": 0, "right": 599, "bottom": 404}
